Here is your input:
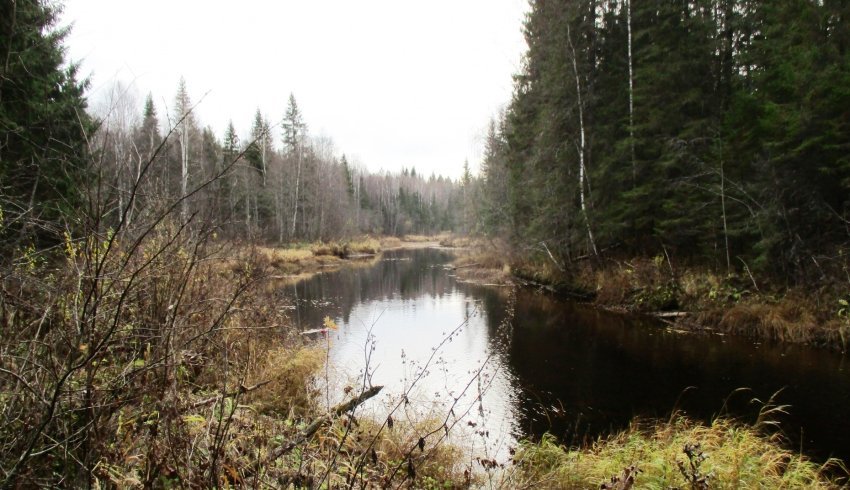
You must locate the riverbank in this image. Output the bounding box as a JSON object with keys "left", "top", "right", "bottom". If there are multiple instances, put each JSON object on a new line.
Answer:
{"left": 249, "top": 235, "right": 445, "bottom": 284}
{"left": 5, "top": 231, "right": 846, "bottom": 487}
{"left": 277, "top": 243, "right": 847, "bottom": 488}
{"left": 450, "top": 239, "right": 850, "bottom": 351}
{"left": 0, "top": 231, "right": 471, "bottom": 487}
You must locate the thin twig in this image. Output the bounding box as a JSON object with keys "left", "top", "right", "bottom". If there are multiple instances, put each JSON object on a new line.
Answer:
{"left": 189, "top": 380, "right": 272, "bottom": 409}
{"left": 261, "top": 385, "right": 384, "bottom": 466}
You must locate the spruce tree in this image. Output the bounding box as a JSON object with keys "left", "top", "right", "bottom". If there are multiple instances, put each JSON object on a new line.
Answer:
{"left": 282, "top": 94, "right": 307, "bottom": 238}
{"left": 341, "top": 154, "right": 355, "bottom": 198}
{"left": 134, "top": 94, "right": 161, "bottom": 163}
{"left": 172, "top": 77, "right": 198, "bottom": 222}
{"left": 0, "top": 0, "right": 93, "bottom": 244}
{"left": 245, "top": 108, "right": 271, "bottom": 184}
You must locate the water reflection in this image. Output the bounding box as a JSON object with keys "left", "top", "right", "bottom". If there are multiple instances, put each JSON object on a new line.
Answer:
{"left": 281, "top": 248, "right": 850, "bottom": 464}
{"left": 284, "top": 248, "right": 517, "bottom": 458}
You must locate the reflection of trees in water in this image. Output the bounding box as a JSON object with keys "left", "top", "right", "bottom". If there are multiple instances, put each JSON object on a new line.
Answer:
{"left": 278, "top": 248, "right": 850, "bottom": 464}
{"left": 282, "top": 249, "right": 458, "bottom": 330}
{"left": 493, "top": 289, "right": 850, "bottom": 463}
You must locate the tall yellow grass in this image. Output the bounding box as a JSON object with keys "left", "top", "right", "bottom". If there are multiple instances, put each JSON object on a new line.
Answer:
{"left": 506, "top": 416, "right": 845, "bottom": 489}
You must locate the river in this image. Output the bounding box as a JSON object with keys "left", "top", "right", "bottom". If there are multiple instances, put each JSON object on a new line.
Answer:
{"left": 281, "top": 247, "right": 850, "bottom": 464}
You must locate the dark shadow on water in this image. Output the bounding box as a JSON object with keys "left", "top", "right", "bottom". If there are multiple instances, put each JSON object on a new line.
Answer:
{"left": 281, "top": 247, "right": 850, "bottom": 464}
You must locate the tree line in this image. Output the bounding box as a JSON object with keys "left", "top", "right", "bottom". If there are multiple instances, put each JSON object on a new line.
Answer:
{"left": 474, "top": 0, "right": 850, "bottom": 281}
{"left": 0, "top": 2, "right": 470, "bottom": 485}
{"left": 94, "top": 82, "right": 464, "bottom": 243}
{"left": 2, "top": 0, "right": 466, "bottom": 252}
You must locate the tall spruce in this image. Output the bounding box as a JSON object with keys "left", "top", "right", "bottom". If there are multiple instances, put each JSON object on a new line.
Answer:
{"left": 282, "top": 94, "right": 307, "bottom": 238}
{"left": 481, "top": 0, "right": 850, "bottom": 280}
{"left": 172, "top": 77, "right": 197, "bottom": 223}
{"left": 0, "top": 0, "right": 93, "bottom": 245}
{"left": 245, "top": 108, "right": 271, "bottom": 185}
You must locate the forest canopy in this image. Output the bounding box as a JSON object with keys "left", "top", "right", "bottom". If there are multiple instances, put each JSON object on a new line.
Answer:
{"left": 475, "top": 0, "right": 850, "bottom": 280}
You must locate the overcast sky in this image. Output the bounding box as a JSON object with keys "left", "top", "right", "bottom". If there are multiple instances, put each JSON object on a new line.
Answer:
{"left": 60, "top": 1, "right": 528, "bottom": 179}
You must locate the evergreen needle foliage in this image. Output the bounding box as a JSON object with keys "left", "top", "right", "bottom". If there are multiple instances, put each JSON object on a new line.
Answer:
{"left": 476, "top": 0, "right": 850, "bottom": 283}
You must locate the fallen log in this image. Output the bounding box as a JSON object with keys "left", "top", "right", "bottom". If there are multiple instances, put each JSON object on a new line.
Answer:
{"left": 514, "top": 277, "right": 558, "bottom": 294}
{"left": 264, "top": 385, "right": 384, "bottom": 464}
{"left": 653, "top": 311, "right": 689, "bottom": 318}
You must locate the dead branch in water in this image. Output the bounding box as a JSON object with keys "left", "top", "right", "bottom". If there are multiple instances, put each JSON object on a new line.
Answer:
{"left": 264, "top": 385, "right": 384, "bottom": 464}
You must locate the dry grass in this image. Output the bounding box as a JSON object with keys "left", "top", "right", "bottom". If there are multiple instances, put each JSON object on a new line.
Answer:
{"left": 256, "top": 237, "right": 383, "bottom": 274}
{"left": 451, "top": 240, "right": 515, "bottom": 285}
{"left": 262, "top": 246, "right": 314, "bottom": 262}
{"left": 504, "top": 416, "right": 846, "bottom": 489}
{"left": 348, "top": 236, "right": 382, "bottom": 254}
{"left": 707, "top": 296, "right": 850, "bottom": 348}
{"left": 439, "top": 234, "right": 477, "bottom": 248}
{"left": 379, "top": 236, "right": 404, "bottom": 249}
{"left": 402, "top": 233, "right": 448, "bottom": 243}
{"left": 255, "top": 244, "right": 344, "bottom": 277}
{"left": 246, "top": 346, "right": 325, "bottom": 417}
{"left": 281, "top": 415, "right": 472, "bottom": 489}
{"left": 456, "top": 247, "right": 850, "bottom": 348}
{"left": 574, "top": 257, "right": 680, "bottom": 310}
{"left": 311, "top": 236, "right": 382, "bottom": 257}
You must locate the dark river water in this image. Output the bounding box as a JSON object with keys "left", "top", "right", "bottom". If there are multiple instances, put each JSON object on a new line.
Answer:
{"left": 282, "top": 247, "right": 850, "bottom": 464}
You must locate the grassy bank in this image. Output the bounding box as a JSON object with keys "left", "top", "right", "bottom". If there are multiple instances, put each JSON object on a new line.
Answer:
{"left": 3, "top": 228, "right": 847, "bottom": 487}
{"left": 450, "top": 237, "right": 850, "bottom": 350}
{"left": 253, "top": 234, "right": 451, "bottom": 282}
{"left": 504, "top": 415, "right": 846, "bottom": 488}
{"left": 253, "top": 236, "right": 383, "bottom": 281}
{"left": 0, "top": 230, "right": 470, "bottom": 488}
{"left": 569, "top": 257, "right": 850, "bottom": 349}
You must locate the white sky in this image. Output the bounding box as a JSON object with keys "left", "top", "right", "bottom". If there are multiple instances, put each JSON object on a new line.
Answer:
{"left": 60, "top": 0, "right": 528, "bottom": 179}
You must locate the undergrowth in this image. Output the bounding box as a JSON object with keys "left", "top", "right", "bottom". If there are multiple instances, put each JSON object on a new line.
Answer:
{"left": 505, "top": 415, "right": 846, "bottom": 489}
{"left": 0, "top": 226, "right": 470, "bottom": 488}
{"left": 447, "top": 235, "right": 850, "bottom": 349}
{"left": 5, "top": 217, "right": 847, "bottom": 487}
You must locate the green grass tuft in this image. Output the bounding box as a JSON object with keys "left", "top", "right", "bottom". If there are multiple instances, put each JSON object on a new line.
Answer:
{"left": 505, "top": 416, "right": 846, "bottom": 489}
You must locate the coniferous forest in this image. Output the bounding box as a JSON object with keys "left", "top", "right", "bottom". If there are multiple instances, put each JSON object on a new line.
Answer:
{"left": 3, "top": 0, "right": 850, "bottom": 487}
{"left": 476, "top": 0, "right": 850, "bottom": 281}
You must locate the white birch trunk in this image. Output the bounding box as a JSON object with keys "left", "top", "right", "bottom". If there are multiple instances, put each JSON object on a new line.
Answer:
{"left": 354, "top": 177, "right": 360, "bottom": 232}
{"left": 277, "top": 188, "right": 285, "bottom": 243}
{"left": 720, "top": 151, "right": 730, "bottom": 272}
{"left": 180, "top": 121, "right": 189, "bottom": 223}
{"left": 567, "top": 23, "right": 599, "bottom": 256}
{"left": 244, "top": 190, "right": 251, "bottom": 236}
{"left": 116, "top": 139, "right": 124, "bottom": 223}
{"left": 291, "top": 144, "right": 302, "bottom": 239}
{"left": 261, "top": 131, "right": 267, "bottom": 187}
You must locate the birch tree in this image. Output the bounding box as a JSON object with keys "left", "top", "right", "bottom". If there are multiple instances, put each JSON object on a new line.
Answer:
{"left": 567, "top": 22, "right": 598, "bottom": 256}
{"left": 96, "top": 81, "right": 140, "bottom": 225}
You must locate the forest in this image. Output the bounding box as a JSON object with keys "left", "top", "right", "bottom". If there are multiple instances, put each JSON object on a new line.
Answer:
{"left": 2, "top": 0, "right": 850, "bottom": 487}
{"left": 91, "top": 85, "right": 465, "bottom": 244}
{"left": 4, "top": 63, "right": 465, "bottom": 251}
{"left": 474, "top": 0, "right": 850, "bottom": 282}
